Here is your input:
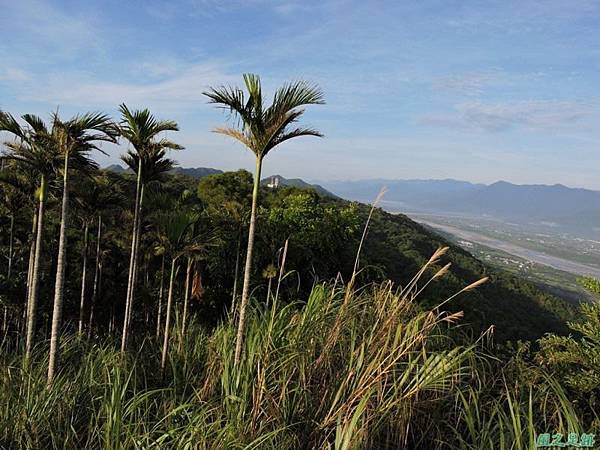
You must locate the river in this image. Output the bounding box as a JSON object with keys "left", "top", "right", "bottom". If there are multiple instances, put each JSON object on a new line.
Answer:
{"left": 417, "top": 220, "right": 600, "bottom": 279}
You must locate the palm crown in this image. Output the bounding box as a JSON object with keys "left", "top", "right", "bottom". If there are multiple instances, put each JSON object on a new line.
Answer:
{"left": 203, "top": 73, "right": 325, "bottom": 159}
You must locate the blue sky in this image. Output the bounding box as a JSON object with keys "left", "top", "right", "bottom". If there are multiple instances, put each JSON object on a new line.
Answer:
{"left": 1, "top": 0, "right": 599, "bottom": 188}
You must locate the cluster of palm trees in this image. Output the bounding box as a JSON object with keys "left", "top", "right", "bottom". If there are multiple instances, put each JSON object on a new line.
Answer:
{"left": 0, "top": 74, "right": 324, "bottom": 384}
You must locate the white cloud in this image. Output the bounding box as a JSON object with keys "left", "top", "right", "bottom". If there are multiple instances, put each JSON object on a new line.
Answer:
{"left": 0, "top": 0, "right": 105, "bottom": 61}
{"left": 0, "top": 68, "right": 31, "bottom": 83}
{"left": 4, "top": 62, "right": 238, "bottom": 111}
{"left": 420, "top": 100, "right": 597, "bottom": 132}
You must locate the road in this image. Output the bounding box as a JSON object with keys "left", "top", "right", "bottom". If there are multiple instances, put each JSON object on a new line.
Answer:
{"left": 418, "top": 219, "right": 600, "bottom": 279}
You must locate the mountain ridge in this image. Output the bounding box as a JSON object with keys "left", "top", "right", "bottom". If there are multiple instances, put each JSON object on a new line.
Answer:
{"left": 319, "top": 178, "right": 600, "bottom": 238}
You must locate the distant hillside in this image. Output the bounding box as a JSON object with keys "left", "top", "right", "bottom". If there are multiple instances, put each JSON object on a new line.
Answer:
{"left": 322, "top": 178, "right": 600, "bottom": 238}
{"left": 105, "top": 164, "right": 128, "bottom": 173}
{"left": 261, "top": 174, "right": 338, "bottom": 198}
{"left": 105, "top": 164, "right": 223, "bottom": 179}
{"left": 194, "top": 169, "right": 574, "bottom": 341}
{"left": 171, "top": 167, "right": 223, "bottom": 178}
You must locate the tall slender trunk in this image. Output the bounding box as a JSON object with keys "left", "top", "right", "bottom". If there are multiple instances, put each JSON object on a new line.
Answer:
{"left": 47, "top": 154, "right": 70, "bottom": 386}
{"left": 24, "top": 213, "right": 36, "bottom": 339}
{"left": 125, "top": 184, "right": 145, "bottom": 341}
{"left": 181, "top": 257, "right": 192, "bottom": 338}
{"left": 25, "top": 219, "right": 36, "bottom": 316}
{"left": 156, "top": 254, "right": 165, "bottom": 338}
{"left": 161, "top": 258, "right": 177, "bottom": 374}
{"left": 7, "top": 214, "right": 14, "bottom": 281}
{"left": 25, "top": 175, "right": 47, "bottom": 363}
{"left": 234, "top": 156, "right": 262, "bottom": 365}
{"left": 121, "top": 165, "right": 143, "bottom": 353}
{"left": 231, "top": 228, "right": 242, "bottom": 313}
{"left": 23, "top": 208, "right": 38, "bottom": 326}
{"left": 77, "top": 222, "right": 89, "bottom": 334}
{"left": 89, "top": 263, "right": 102, "bottom": 339}
{"left": 88, "top": 215, "right": 102, "bottom": 337}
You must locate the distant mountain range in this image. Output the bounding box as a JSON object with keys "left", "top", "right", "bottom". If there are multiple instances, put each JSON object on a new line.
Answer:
{"left": 260, "top": 174, "right": 337, "bottom": 198}
{"left": 104, "top": 164, "right": 598, "bottom": 238}
{"left": 320, "top": 179, "right": 600, "bottom": 238}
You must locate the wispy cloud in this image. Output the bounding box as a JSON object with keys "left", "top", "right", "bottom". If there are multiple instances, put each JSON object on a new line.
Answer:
{"left": 2, "top": 62, "right": 238, "bottom": 111}
{"left": 0, "top": 68, "right": 32, "bottom": 83}
{"left": 432, "top": 71, "right": 506, "bottom": 97}
{"left": 0, "top": 0, "right": 105, "bottom": 62}
{"left": 420, "top": 100, "right": 596, "bottom": 132}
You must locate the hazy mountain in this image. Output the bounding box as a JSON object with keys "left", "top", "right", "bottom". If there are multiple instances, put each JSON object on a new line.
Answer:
{"left": 104, "top": 164, "right": 223, "bottom": 179}
{"left": 322, "top": 178, "right": 480, "bottom": 207}
{"left": 261, "top": 174, "right": 338, "bottom": 198}
{"left": 105, "top": 164, "right": 128, "bottom": 173}
{"left": 321, "top": 178, "right": 600, "bottom": 238}
{"left": 170, "top": 167, "right": 223, "bottom": 178}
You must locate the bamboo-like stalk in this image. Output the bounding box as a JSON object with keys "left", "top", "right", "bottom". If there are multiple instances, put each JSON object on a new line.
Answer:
{"left": 25, "top": 175, "right": 46, "bottom": 363}
{"left": 87, "top": 215, "right": 102, "bottom": 338}
{"left": 121, "top": 166, "right": 143, "bottom": 353}
{"left": 234, "top": 155, "right": 262, "bottom": 366}
{"left": 47, "top": 153, "right": 70, "bottom": 386}
{"left": 156, "top": 254, "right": 165, "bottom": 339}
{"left": 126, "top": 184, "right": 145, "bottom": 336}
{"left": 161, "top": 258, "right": 178, "bottom": 375}
{"left": 181, "top": 257, "right": 192, "bottom": 338}
{"left": 77, "top": 222, "right": 89, "bottom": 334}
{"left": 231, "top": 228, "right": 242, "bottom": 313}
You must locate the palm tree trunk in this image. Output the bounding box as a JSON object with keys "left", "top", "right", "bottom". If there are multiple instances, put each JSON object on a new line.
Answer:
{"left": 88, "top": 215, "right": 102, "bottom": 337}
{"left": 156, "top": 254, "right": 165, "bottom": 338}
{"left": 25, "top": 175, "right": 47, "bottom": 363}
{"left": 25, "top": 211, "right": 37, "bottom": 322}
{"left": 125, "top": 183, "right": 145, "bottom": 341}
{"left": 161, "top": 258, "right": 177, "bottom": 375}
{"left": 234, "top": 156, "right": 262, "bottom": 365}
{"left": 121, "top": 166, "right": 143, "bottom": 353}
{"left": 181, "top": 258, "right": 192, "bottom": 338}
{"left": 231, "top": 229, "right": 242, "bottom": 313}
{"left": 23, "top": 217, "right": 36, "bottom": 341}
{"left": 47, "top": 154, "right": 70, "bottom": 386}
{"left": 7, "top": 214, "right": 14, "bottom": 281}
{"left": 77, "top": 222, "right": 89, "bottom": 334}
{"left": 25, "top": 219, "right": 35, "bottom": 313}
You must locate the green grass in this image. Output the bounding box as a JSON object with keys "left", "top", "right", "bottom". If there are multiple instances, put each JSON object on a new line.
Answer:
{"left": 0, "top": 269, "right": 587, "bottom": 449}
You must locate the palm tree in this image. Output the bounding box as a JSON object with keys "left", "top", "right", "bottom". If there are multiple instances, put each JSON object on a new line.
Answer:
{"left": 204, "top": 74, "right": 324, "bottom": 364}
{"left": 73, "top": 174, "right": 125, "bottom": 334}
{"left": 47, "top": 112, "right": 118, "bottom": 386}
{"left": 153, "top": 210, "right": 199, "bottom": 375}
{"left": 118, "top": 104, "right": 182, "bottom": 353}
{"left": 0, "top": 169, "right": 30, "bottom": 285}
{"left": 0, "top": 111, "right": 58, "bottom": 361}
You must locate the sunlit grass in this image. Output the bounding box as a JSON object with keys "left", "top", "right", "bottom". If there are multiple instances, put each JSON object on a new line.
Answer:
{"left": 0, "top": 265, "right": 585, "bottom": 449}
